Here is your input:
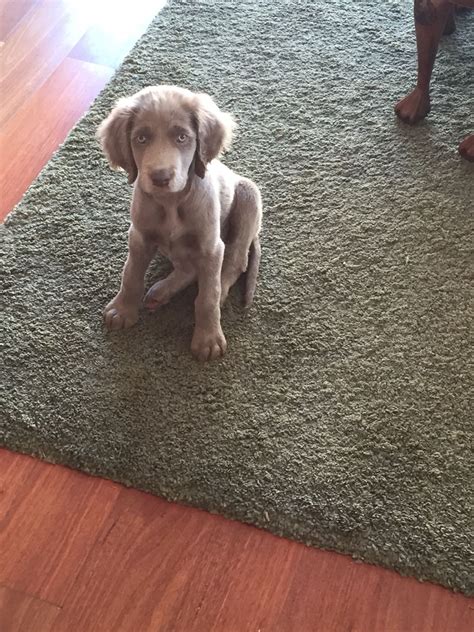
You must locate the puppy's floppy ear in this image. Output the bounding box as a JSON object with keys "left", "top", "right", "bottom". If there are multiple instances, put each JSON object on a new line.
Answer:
{"left": 192, "top": 93, "right": 235, "bottom": 178}
{"left": 96, "top": 96, "right": 138, "bottom": 184}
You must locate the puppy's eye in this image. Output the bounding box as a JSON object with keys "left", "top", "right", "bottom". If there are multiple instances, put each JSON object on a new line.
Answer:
{"left": 136, "top": 134, "right": 148, "bottom": 144}
{"left": 176, "top": 133, "right": 188, "bottom": 143}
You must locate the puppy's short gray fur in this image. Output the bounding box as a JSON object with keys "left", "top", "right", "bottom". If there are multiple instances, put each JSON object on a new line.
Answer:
{"left": 97, "top": 85, "right": 262, "bottom": 361}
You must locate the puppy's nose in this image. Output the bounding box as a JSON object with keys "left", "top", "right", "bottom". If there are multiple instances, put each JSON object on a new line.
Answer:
{"left": 150, "top": 168, "right": 173, "bottom": 187}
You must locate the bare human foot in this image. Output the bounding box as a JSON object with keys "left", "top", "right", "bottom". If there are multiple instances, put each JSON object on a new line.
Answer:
{"left": 443, "top": 3, "right": 456, "bottom": 34}
{"left": 395, "top": 87, "right": 431, "bottom": 124}
{"left": 458, "top": 134, "right": 474, "bottom": 162}
{"left": 396, "top": 1, "right": 454, "bottom": 126}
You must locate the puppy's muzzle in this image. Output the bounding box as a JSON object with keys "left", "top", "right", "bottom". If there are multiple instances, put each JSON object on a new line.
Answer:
{"left": 150, "top": 168, "right": 174, "bottom": 188}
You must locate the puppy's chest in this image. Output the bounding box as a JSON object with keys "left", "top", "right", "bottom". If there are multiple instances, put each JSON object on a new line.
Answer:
{"left": 143, "top": 205, "right": 196, "bottom": 259}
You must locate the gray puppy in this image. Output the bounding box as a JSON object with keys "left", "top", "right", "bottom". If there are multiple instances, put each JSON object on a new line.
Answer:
{"left": 97, "top": 85, "right": 262, "bottom": 361}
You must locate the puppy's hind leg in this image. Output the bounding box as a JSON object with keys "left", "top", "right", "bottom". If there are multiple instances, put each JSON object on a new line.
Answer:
{"left": 243, "top": 236, "right": 261, "bottom": 307}
{"left": 144, "top": 268, "right": 196, "bottom": 311}
{"left": 221, "top": 178, "right": 262, "bottom": 307}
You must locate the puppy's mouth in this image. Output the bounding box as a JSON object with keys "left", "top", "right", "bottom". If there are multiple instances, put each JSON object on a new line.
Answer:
{"left": 146, "top": 176, "right": 187, "bottom": 194}
{"left": 152, "top": 180, "right": 171, "bottom": 191}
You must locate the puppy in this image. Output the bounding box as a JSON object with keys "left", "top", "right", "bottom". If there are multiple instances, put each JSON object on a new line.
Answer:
{"left": 97, "top": 86, "right": 262, "bottom": 361}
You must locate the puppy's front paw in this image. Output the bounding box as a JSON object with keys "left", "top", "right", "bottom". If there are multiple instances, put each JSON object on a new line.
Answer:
{"left": 191, "top": 326, "right": 227, "bottom": 362}
{"left": 103, "top": 296, "right": 139, "bottom": 330}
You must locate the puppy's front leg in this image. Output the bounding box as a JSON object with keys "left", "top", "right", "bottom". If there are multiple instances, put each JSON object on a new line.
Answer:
{"left": 191, "top": 241, "right": 226, "bottom": 361}
{"left": 104, "top": 226, "right": 156, "bottom": 330}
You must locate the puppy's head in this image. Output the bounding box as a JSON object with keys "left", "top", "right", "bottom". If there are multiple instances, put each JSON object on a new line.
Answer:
{"left": 97, "top": 85, "right": 235, "bottom": 195}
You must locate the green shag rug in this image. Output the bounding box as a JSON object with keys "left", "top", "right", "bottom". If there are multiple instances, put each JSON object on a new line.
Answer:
{"left": 1, "top": 0, "right": 473, "bottom": 594}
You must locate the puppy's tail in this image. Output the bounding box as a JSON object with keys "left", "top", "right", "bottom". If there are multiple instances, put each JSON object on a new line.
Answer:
{"left": 243, "top": 236, "right": 261, "bottom": 308}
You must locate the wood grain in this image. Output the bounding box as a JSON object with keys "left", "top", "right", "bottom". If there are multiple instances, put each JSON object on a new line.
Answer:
{"left": 0, "top": 450, "right": 472, "bottom": 632}
{"left": 0, "top": 0, "right": 40, "bottom": 41}
{"left": 0, "top": 449, "right": 120, "bottom": 605}
{"left": 69, "top": 1, "right": 165, "bottom": 68}
{"left": 0, "top": 56, "right": 112, "bottom": 219}
{"left": 0, "top": 586, "right": 61, "bottom": 632}
{"left": 0, "top": 1, "right": 90, "bottom": 127}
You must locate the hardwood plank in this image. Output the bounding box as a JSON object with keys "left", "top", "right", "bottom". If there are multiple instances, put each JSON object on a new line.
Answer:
{"left": 69, "top": 1, "right": 164, "bottom": 68}
{"left": 0, "top": 0, "right": 40, "bottom": 41}
{"left": 0, "top": 585, "right": 61, "bottom": 632}
{"left": 0, "top": 56, "right": 113, "bottom": 220}
{"left": 0, "top": 1, "right": 91, "bottom": 128}
{"left": 51, "top": 478, "right": 474, "bottom": 632}
{"left": 273, "top": 546, "right": 474, "bottom": 632}
{"left": 0, "top": 450, "right": 121, "bottom": 605}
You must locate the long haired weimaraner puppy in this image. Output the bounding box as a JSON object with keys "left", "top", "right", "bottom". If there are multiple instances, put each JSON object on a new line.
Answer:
{"left": 97, "top": 85, "right": 262, "bottom": 361}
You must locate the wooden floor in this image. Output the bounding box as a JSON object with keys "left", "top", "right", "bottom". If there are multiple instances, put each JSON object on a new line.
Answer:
{"left": 1, "top": 2, "right": 473, "bottom": 630}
